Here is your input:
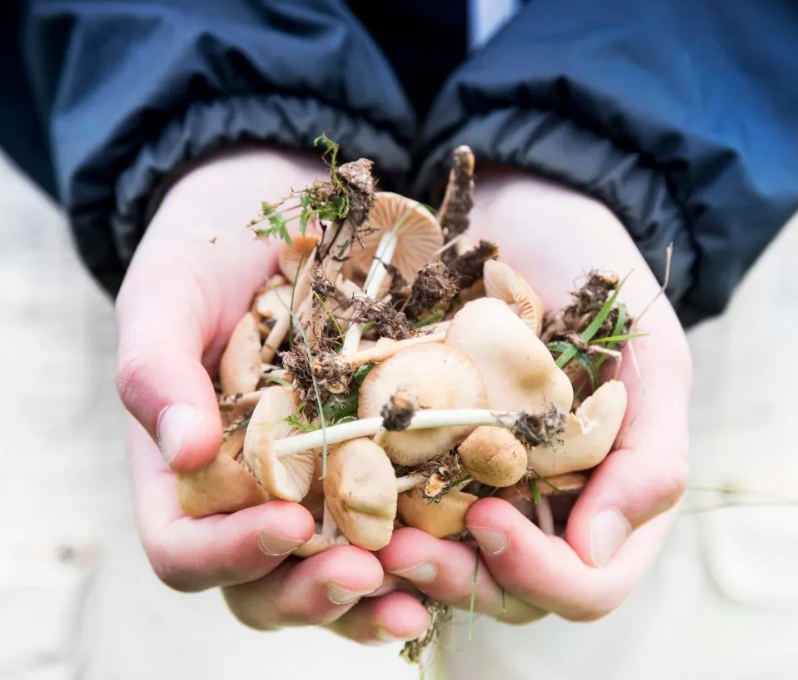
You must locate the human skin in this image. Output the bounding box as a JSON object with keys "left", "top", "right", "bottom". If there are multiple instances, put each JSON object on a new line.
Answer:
{"left": 115, "top": 147, "right": 690, "bottom": 643}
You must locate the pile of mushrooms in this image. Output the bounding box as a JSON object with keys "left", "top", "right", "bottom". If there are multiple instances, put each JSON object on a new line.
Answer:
{"left": 177, "top": 143, "right": 632, "bottom": 560}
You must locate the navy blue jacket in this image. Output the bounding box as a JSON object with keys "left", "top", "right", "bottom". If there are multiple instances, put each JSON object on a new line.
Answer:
{"left": 3, "top": 0, "right": 798, "bottom": 327}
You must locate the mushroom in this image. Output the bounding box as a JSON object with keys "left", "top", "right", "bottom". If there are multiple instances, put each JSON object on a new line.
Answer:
{"left": 323, "top": 438, "right": 398, "bottom": 550}
{"left": 445, "top": 297, "right": 573, "bottom": 413}
{"left": 358, "top": 344, "right": 487, "bottom": 465}
{"left": 526, "top": 380, "right": 627, "bottom": 476}
{"left": 278, "top": 234, "right": 319, "bottom": 283}
{"left": 293, "top": 531, "right": 350, "bottom": 558}
{"left": 483, "top": 260, "right": 544, "bottom": 336}
{"left": 219, "top": 312, "right": 262, "bottom": 395}
{"left": 457, "top": 426, "right": 527, "bottom": 487}
{"left": 176, "top": 427, "right": 269, "bottom": 518}
{"left": 346, "top": 192, "right": 443, "bottom": 296}
{"left": 397, "top": 487, "right": 478, "bottom": 538}
{"left": 255, "top": 284, "right": 294, "bottom": 320}
{"left": 242, "top": 385, "right": 315, "bottom": 502}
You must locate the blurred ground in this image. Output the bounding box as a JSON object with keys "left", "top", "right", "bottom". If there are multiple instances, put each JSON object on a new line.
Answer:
{"left": 1, "top": 151, "right": 798, "bottom": 680}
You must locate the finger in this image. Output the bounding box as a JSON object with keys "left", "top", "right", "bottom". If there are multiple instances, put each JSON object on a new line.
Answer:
{"left": 116, "top": 247, "right": 223, "bottom": 472}
{"left": 127, "top": 417, "right": 314, "bottom": 591}
{"left": 378, "top": 528, "right": 545, "bottom": 625}
{"left": 466, "top": 497, "right": 674, "bottom": 621}
{"left": 222, "top": 546, "right": 385, "bottom": 630}
{"left": 327, "top": 592, "right": 431, "bottom": 645}
{"left": 565, "top": 328, "right": 690, "bottom": 568}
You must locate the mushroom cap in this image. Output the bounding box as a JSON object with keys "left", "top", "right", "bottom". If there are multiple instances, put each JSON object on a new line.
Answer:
{"left": 483, "top": 260, "right": 545, "bottom": 335}
{"left": 527, "top": 380, "right": 627, "bottom": 476}
{"left": 346, "top": 192, "right": 443, "bottom": 284}
{"left": 243, "top": 385, "right": 315, "bottom": 502}
{"left": 397, "top": 487, "right": 478, "bottom": 538}
{"left": 445, "top": 297, "right": 573, "bottom": 413}
{"left": 357, "top": 343, "right": 488, "bottom": 465}
{"left": 322, "top": 438, "right": 398, "bottom": 551}
{"left": 176, "top": 428, "right": 269, "bottom": 518}
{"left": 255, "top": 284, "right": 294, "bottom": 319}
{"left": 278, "top": 234, "right": 319, "bottom": 283}
{"left": 293, "top": 531, "right": 350, "bottom": 558}
{"left": 457, "top": 426, "right": 527, "bottom": 487}
{"left": 219, "top": 312, "right": 262, "bottom": 395}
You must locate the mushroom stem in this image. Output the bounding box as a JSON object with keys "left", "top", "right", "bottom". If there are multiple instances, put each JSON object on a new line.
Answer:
{"left": 535, "top": 495, "right": 555, "bottom": 536}
{"left": 219, "top": 391, "right": 264, "bottom": 410}
{"left": 363, "top": 230, "right": 398, "bottom": 298}
{"left": 322, "top": 502, "right": 338, "bottom": 540}
{"left": 348, "top": 332, "right": 446, "bottom": 368}
{"left": 273, "top": 408, "right": 524, "bottom": 459}
{"left": 396, "top": 473, "right": 428, "bottom": 493}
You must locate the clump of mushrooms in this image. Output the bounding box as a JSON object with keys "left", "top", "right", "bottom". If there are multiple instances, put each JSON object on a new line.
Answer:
{"left": 179, "top": 140, "right": 641, "bottom": 670}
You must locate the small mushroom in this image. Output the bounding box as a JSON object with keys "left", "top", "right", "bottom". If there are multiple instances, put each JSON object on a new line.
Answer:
{"left": 526, "top": 380, "right": 627, "bottom": 476}
{"left": 242, "top": 385, "right": 315, "bottom": 502}
{"left": 219, "top": 312, "right": 262, "bottom": 395}
{"left": 445, "top": 297, "right": 573, "bottom": 413}
{"left": 457, "top": 426, "right": 527, "bottom": 487}
{"left": 358, "top": 344, "right": 487, "bottom": 465}
{"left": 278, "top": 234, "right": 319, "bottom": 283}
{"left": 483, "top": 260, "right": 544, "bottom": 335}
{"left": 293, "top": 529, "right": 350, "bottom": 558}
{"left": 346, "top": 192, "right": 443, "bottom": 295}
{"left": 323, "top": 438, "right": 398, "bottom": 550}
{"left": 255, "top": 284, "right": 294, "bottom": 320}
{"left": 176, "top": 428, "right": 269, "bottom": 518}
{"left": 397, "top": 487, "right": 478, "bottom": 538}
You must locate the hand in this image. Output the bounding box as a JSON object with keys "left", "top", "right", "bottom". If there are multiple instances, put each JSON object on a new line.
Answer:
{"left": 378, "top": 169, "right": 691, "bottom": 623}
{"left": 116, "top": 147, "right": 429, "bottom": 643}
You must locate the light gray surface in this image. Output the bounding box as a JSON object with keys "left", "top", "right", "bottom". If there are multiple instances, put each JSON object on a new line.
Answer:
{"left": 2, "top": 152, "right": 797, "bottom": 680}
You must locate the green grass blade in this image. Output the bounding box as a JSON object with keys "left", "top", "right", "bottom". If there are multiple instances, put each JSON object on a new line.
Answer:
{"left": 530, "top": 479, "right": 542, "bottom": 504}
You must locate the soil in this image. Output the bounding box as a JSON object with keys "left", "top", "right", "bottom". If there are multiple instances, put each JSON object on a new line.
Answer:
{"left": 380, "top": 389, "right": 418, "bottom": 431}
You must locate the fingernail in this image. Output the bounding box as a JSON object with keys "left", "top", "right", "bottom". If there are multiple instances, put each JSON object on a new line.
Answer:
{"left": 375, "top": 627, "right": 416, "bottom": 643}
{"left": 470, "top": 527, "right": 508, "bottom": 556}
{"left": 367, "top": 583, "right": 396, "bottom": 598}
{"left": 326, "top": 584, "right": 372, "bottom": 606}
{"left": 257, "top": 531, "right": 305, "bottom": 557}
{"left": 391, "top": 562, "right": 437, "bottom": 584}
{"left": 590, "top": 509, "right": 631, "bottom": 567}
{"left": 157, "top": 403, "right": 200, "bottom": 464}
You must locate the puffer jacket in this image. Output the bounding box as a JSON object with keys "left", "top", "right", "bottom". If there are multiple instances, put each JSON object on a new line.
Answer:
{"left": 2, "top": 0, "right": 797, "bottom": 327}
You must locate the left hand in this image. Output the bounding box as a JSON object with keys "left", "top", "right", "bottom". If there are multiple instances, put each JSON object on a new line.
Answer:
{"left": 378, "top": 169, "right": 691, "bottom": 624}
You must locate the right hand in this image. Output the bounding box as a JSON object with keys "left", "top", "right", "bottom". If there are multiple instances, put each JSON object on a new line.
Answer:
{"left": 116, "top": 147, "right": 430, "bottom": 643}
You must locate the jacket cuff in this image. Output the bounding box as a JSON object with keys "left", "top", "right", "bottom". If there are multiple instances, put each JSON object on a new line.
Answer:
{"left": 88, "top": 94, "right": 411, "bottom": 296}
{"left": 414, "top": 107, "right": 699, "bottom": 325}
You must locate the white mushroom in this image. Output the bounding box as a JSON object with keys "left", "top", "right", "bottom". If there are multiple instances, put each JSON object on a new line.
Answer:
{"left": 527, "top": 380, "right": 628, "bottom": 476}
{"left": 397, "top": 487, "right": 478, "bottom": 538}
{"left": 483, "top": 260, "right": 545, "bottom": 335}
{"left": 219, "top": 312, "right": 262, "bottom": 395}
{"left": 457, "top": 426, "right": 527, "bottom": 487}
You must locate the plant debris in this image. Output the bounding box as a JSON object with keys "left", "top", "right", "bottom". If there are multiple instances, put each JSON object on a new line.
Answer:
{"left": 400, "top": 598, "right": 452, "bottom": 666}
{"left": 447, "top": 240, "right": 499, "bottom": 289}
{"left": 353, "top": 297, "right": 415, "bottom": 340}
{"left": 405, "top": 261, "right": 460, "bottom": 320}
{"left": 439, "top": 146, "right": 475, "bottom": 244}
{"left": 512, "top": 404, "right": 568, "bottom": 448}
{"left": 381, "top": 389, "right": 419, "bottom": 431}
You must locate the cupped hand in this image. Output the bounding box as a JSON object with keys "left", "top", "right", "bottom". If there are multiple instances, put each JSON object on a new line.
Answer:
{"left": 116, "top": 147, "right": 429, "bottom": 643}
{"left": 378, "top": 169, "right": 692, "bottom": 623}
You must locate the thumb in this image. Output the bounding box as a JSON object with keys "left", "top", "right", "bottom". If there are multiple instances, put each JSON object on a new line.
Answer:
{"left": 116, "top": 262, "right": 223, "bottom": 474}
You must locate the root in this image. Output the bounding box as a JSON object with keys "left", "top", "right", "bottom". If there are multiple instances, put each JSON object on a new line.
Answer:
{"left": 401, "top": 598, "right": 452, "bottom": 667}
{"left": 353, "top": 297, "right": 415, "bottom": 340}
{"left": 513, "top": 404, "right": 568, "bottom": 448}
{"left": 396, "top": 451, "right": 464, "bottom": 502}
{"left": 439, "top": 146, "right": 475, "bottom": 245}
{"left": 381, "top": 389, "right": 419, "bottom": 431}
{"left": 405, "top": 261, "right": 460, "bottom": 320}
{"left": 447, "top": 240, "right": 499, "bottom": 289}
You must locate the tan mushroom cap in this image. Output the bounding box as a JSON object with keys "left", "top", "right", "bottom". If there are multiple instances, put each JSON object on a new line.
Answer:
{"left": 483, "top": 260, "right": 545, "bottom": 336}
{"left": 346, "top": 191, "right": 443, "bottom": 285}
{"left": 445, "top": 297, "right": 573, "bottom": 413}
{"left": 527, "top": 380, "right": 627, "bottom": 476}
{"left": 219, "top": 312, "right": 262, "bottom": 395}
{"left": 457, "top": 426, "right": 527, "bottom": 487}
{"left": 176, "top": 428, "right": 269, "bottom": 518}
{"left": 243, "top": 385, "right": 315, "bottom": 502}
{"left": 323, "top": 438, "right": 398, "bottom": 551}
{"left": 255, "top": 284, "right": 294, "bottom": 319}
{"left": 397, "top": 487, "right": 478, "bottom": 538}
{"left": 278, "top": 234, "right": 319, "bottom": 283}
{"left": 293, "top": 531, "right": 350, "bottom": 558}
{"left": 358, "top": 343, "right": 488, "bottom": 466}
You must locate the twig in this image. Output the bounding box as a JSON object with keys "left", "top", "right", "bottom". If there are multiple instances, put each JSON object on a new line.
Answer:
{"left": 636, "top": 242, "right": 673, "bottom": 323}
